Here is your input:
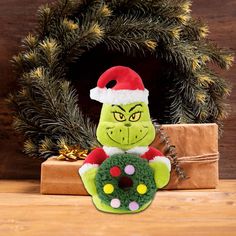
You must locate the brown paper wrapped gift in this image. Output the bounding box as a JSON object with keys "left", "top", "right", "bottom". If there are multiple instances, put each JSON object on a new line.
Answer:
{"left": 41, "top": 123, "right": 219, "bottom": 195}
{"left": 153, "top": 124, "right": 219, "bottom": 189}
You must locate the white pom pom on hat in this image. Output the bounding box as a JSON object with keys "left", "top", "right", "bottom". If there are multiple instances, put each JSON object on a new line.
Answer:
{"left": 90, "top": 66, "right": 149, "bottom": 105}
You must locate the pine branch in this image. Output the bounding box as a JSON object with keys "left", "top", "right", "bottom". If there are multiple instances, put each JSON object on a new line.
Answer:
{"left": 157, "top": 41, "right": 196, "bottom": 73}
{"left": 182, "top": 18, "right": 209, "bottom": 40}
{"left": 21, "top": 34, "right": 39, "bottom": 51}
{"left": 11, "top": 66, "right": 99, "bottom": 158}
{"left": 108, "top": 0, "right": 192, "bottom": 25}
{"left": 60, "top": 21, "right": 104, "bottom": 64}
{"left": 24, "top": 139, "right": 41, "bottom": 158}
{"left": 148, "top": 0, "right": 192, "bottom": 25}
{"left": 166, "top": 71, "right": 206, "bottom": 123}
{"left": 193, "top": 40, "right": 234, "bottom": 70}
{"left": 104, "top": 15, "right": 182, "bottom": 56}
{"left": 45, "top": 3, "right": 108, "bottom": 64}
{"left": 37, "top": 4, "right": 54, "bottom": 37}
{"left": 108, "top": 15, "right": 182, "bottom": 43}
{"left": 38, "top": 137, "right": 59, "bottom": 158}
{"left": 38, "top": 38, "right": 61, "bottom": 71}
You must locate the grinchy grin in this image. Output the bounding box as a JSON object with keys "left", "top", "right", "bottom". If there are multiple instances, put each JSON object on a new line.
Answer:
{"left": 106, "top": 127, "right": 149, "bottom": 145}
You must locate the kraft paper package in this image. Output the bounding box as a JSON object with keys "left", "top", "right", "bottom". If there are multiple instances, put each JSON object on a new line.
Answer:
{"left": 41, "top": 123, "right": 219, "bottom": 195}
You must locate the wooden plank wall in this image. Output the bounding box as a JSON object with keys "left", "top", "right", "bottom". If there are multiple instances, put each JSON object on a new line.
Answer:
{"left": 0, "top": 0, "right": 235, "bottom": 179}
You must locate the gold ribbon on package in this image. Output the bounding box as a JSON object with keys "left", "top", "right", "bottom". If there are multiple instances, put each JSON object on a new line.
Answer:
{"left": 57, "top": 144, "right": 90, "bottom": 161}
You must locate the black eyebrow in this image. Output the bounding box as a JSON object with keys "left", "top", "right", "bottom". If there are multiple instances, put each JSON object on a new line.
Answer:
{"left": 112, "top": 105, "right": 126, "bottom": 112}
{"left": 129, "top": 104, "right": 142, "bottom": 112}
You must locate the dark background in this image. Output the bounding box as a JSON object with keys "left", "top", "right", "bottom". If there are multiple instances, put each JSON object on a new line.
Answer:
{"left": 0, "top": 0, "right": 235, "bottom": 179}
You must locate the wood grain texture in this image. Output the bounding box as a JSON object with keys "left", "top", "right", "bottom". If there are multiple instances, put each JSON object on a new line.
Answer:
{"left": 0, "top": 180, "right": 236, "bottom": 236}
{"left": 0, "top": 0, "right": 235, "bottom": 178}
{"left": 192, "top": 0, "right": 236, "bottom": 179}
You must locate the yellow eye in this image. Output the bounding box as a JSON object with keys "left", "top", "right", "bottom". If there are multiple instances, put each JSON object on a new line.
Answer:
{"left": 129, "top": 112, "right": 141, "bottom": 122}
{"left": 113, "top": 112, "right": 126, "bottom": 122}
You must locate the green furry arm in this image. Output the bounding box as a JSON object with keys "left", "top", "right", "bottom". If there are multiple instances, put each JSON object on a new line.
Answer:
{"left": 79, "top": 166, "right": 98, "bottom": 196}
{"left": 149, "top": 161, "right": 170, "bottom": 189}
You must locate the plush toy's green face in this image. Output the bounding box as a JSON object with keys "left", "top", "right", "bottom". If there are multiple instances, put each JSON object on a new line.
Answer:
{"left": 96, "top": 102, "right": 155, "bottom": 150}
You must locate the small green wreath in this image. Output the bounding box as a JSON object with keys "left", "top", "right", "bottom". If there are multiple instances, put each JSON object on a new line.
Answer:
{"left": 95, "top": 153, "right": 156, "bottom": 212}
{"left": 9, "top": 0, "right": 233, "bottom": 160}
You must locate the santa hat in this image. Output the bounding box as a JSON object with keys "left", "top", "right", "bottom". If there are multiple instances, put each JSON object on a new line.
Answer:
{"left": 90, "top": 66, "right": 149, "bottom": 104}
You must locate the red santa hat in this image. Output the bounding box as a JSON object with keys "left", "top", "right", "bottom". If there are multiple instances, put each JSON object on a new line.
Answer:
{"left": 90, "top": 66, "right": 149, "bottom": 104}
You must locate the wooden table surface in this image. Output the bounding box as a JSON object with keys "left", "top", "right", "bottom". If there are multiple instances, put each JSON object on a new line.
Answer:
{"left": 0, "top": 180, "right": 235, "bottom": 236}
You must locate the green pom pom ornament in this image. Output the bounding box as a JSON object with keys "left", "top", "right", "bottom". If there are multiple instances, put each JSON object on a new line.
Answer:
{"left": 95, "top": 154, "right": 157, "bottom": 212}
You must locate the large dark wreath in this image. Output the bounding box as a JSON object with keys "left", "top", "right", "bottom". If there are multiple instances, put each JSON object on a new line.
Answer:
{"left": 9, "top": 0, "right": 233, "bottom": 160}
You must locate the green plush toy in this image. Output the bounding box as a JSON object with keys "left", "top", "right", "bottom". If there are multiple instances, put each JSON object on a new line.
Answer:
{"left": 79, "top": 66, "right": 171, "bottom": 213}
